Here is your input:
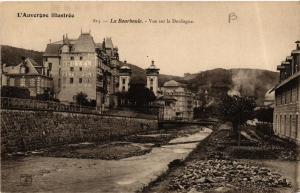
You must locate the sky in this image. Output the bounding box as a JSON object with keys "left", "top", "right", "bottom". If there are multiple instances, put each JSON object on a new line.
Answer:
{"left": 0, "top": 2, "right": 300, "bottom": 76}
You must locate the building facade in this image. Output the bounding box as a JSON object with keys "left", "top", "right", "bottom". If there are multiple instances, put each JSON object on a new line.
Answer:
{"left": 2, "top": 58, "right": 52, "bottom": 97}
{"left": 43, "top": 32, "right": 120, "bottom": 110}
{"left": 273, "top": 41, "right": 300, "bottom": 142}
{"left": 118, "top": 64, "right": 132, "bottom": 93}
{"left": 146, "top": 61, "right": 159, "bottom": 96}
{"left": 161, "top": 80, "right": 194, "bottom": 120}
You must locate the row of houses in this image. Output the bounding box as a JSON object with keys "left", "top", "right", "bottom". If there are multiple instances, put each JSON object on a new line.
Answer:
{"left": 1, "top": 31, "right": 201, "bottom": 120}
{"left": 273, "top": 40, "right": 300, "bottom": 142}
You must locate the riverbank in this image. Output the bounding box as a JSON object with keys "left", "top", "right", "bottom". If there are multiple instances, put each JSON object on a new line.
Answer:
{"left": 142, "top": 123, "right": 298, "bottom": 193}
{"left": 1, "top": 125, "right": 212, "bottom": 193}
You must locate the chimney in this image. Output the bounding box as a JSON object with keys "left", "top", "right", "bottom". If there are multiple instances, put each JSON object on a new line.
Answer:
{"left": 151, "top": 60, "right": 154, "bottom": 65}
{"left": 124, "top": 60, "right": 127, "bottom": 64}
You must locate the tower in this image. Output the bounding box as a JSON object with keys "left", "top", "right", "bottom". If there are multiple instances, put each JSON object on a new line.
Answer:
{"left": 119, "top": 62, "right": 132, "bottom": 92}
{"left": 146, "top": 60, "right": 160, "bottom": 96}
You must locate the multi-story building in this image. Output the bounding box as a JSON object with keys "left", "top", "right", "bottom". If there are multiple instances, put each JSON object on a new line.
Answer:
{"left": 161, "top": 80, "right": 194, "bottom": 120}
{"left": 117, "top": 63, "right": 132, "bottom": 106}
{"left": 43, "top": 32, "right": 120, "bottom": 111}
{"left": 273, "top": 40, "right": 300, "bottom": 142}
{"left": 118, "top": 62, "right": 132, "bottom": 93}
{"left": 2, "top": 57, "right": 52, "bottom": 97}
{"left": 146, "top": 61, "right": 159, "bottom": 96}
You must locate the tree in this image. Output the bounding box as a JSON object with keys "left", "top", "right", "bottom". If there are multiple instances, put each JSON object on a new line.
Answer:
{"left": 36, "top": 89, "right": 54, "bottom": 101}
{"left": 127, "top": 83, "right": 156, "bottom": 106}
{"left": 255, "top": 107, "right": 273, "bottom": 123}
{"left": 74, "top": 92, "right": 96, "bottom": 107}
{"left": 218, "top": 95, "right": 256, "bottom": 146}
{"left": 74, "top": 92, "right": 90, "bottom": 106}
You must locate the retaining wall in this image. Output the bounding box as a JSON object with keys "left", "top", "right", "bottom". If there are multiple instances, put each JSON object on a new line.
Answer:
{"left": 1, "top": 109, "right": 158, "bottom": 154}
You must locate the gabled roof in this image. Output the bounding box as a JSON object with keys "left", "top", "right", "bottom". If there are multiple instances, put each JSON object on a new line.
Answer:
{"left": 5, "top": 58, "right": 40, "bottom": 75}
{"left": 270, "top": 71, "right": 300, "bottom": 92}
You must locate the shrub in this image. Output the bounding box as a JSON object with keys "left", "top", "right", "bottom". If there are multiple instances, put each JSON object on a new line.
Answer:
{"left": 256, "top": 123, "right": 274, "bottom": 138}
{"left": 1, "top": 86, "right": 30, "bottom": 99}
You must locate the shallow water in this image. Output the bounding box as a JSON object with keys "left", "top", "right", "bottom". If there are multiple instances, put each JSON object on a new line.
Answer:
{"left": 1, "top": 127, "right": 212, "bottom": 193}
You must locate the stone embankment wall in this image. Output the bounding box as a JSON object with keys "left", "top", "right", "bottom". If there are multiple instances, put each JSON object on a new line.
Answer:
{"left": 1, "top": 109, "right": 158, "bottom": 154}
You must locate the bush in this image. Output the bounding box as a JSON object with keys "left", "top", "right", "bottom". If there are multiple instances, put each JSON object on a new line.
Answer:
{"left": 255, "top": 107, "right": 273, "bottom": 123}
{"left": 256, "top": 123, "right": 274, "bottom": 138}
{"left": 1, "top": 86, "right": 30, "bottom": 99}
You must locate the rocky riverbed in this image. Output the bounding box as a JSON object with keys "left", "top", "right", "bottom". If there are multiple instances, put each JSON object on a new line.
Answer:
{"left": 169, "top": 159, "right": 291, "bottom": 192}
{"left": 142, "top": 123, "right": 297, "bottom": 193}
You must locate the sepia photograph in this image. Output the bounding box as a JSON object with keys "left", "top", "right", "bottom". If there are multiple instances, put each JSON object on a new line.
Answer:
{"left": 0, "top": 1, "right": 300, "bottom": 193}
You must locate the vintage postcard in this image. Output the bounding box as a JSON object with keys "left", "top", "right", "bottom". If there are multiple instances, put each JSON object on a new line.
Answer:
{"left": 0, "top": 1, "right": 300, "bottom": 193}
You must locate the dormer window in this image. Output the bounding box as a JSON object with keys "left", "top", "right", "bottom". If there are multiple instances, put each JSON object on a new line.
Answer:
{"left": 20, "top": 66, "right": 26, "bottom": 74}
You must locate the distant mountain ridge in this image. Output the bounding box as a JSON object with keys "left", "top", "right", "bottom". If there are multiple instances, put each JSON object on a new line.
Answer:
{"left": 1, "top": 45, "right": 279, "bottom": 105}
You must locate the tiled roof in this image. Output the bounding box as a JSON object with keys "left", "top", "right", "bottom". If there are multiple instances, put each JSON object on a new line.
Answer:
{"left": 44, "top": 34, "right": 96, "bottom": 56}
{"left": 28, "top": 58, "right": 41, "bottom": 67}
{"left": 44, "top": 44, "right": 61, "bottom": 56}
{"left": 72, "top": 33, "right": 96, "bottom": 53}
{"left": 5, "top": 58, "right": 40, "bottom": 75}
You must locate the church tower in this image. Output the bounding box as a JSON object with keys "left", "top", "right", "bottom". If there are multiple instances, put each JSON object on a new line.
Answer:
{"left": 119, "top": 61, "right": 132, "bottom": 92}
{"left": 146, "top": 60, "right": 160, "bottom": 96}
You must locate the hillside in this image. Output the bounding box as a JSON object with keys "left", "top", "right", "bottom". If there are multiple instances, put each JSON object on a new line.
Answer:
{"left": 1, "top": 46, "right": 279, "bottom": 105}
{"left": 184, "top": 68, "right": 279, "bottom": 105}
{"left": 1, "top": 45, "right": 43, "bottom": 66}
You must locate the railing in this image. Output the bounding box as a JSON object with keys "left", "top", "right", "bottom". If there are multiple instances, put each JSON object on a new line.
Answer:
{"left": 1, "top": 97, "right": 99, "bottom": 114}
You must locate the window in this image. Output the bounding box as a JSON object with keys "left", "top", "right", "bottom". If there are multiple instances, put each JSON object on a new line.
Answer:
{"left": 20, "top": 78, "right": 25, "bottom": 87}
{"left": 70, "top": 56, "right": 74, "bottom": 60}
{"left": 290, "top": 115, "right": 292, "bottom": 137}
{"left": 297, "top": 80, "right": 299, "bottom": 100}
{"left": 45, "top": 57, "right": 48, "bottom": 62}
{"left": 48, "top": 63, "right": 52, "bottom": 70}
{"left": 284, "top": 115, "right": 287, "bottom": 136}
{"left": 70, "top": 78, "right": 74, "bottom": 84}
{"left": 122, "top": 86, "right": 125, "bottom": 92}
{"left": 150, "top": 78, "right": 153, "bottom": 85}
{"left": 30, "top": 78, "right": 35, "bottom": 87}
{"left": 290, "top": 86, "right": 293, "bottom": 102}
{"left": 80, "top": 56, "right": 83, "bottom": 60}
{"left": 70, "top": 67, "right": 74, "bottom": 71}
{"left": 9, "top": 78, "right": 15, "bottom": 86}
{"left": 296, "top": 115, "right": 298, "bottom": 139}
{"left": 58, "top": 78, "right": 61, "bottom": 88}
{"left": 280, "top": 115, "right": 282, "bottom": 134}
{"left": 122, "top": 78, "right": 126, "bottom": 84}
{"left": 150, "top": 86, "right": 153, "bottom": 91}
{"left": 79, "top": 67, "right": 83, "bottom": 71}
{"left": 275, "top": 115, "right": 278, "bottom": 133}
{"left": 79, "top": 78, "right": 82, "bottom": 84}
